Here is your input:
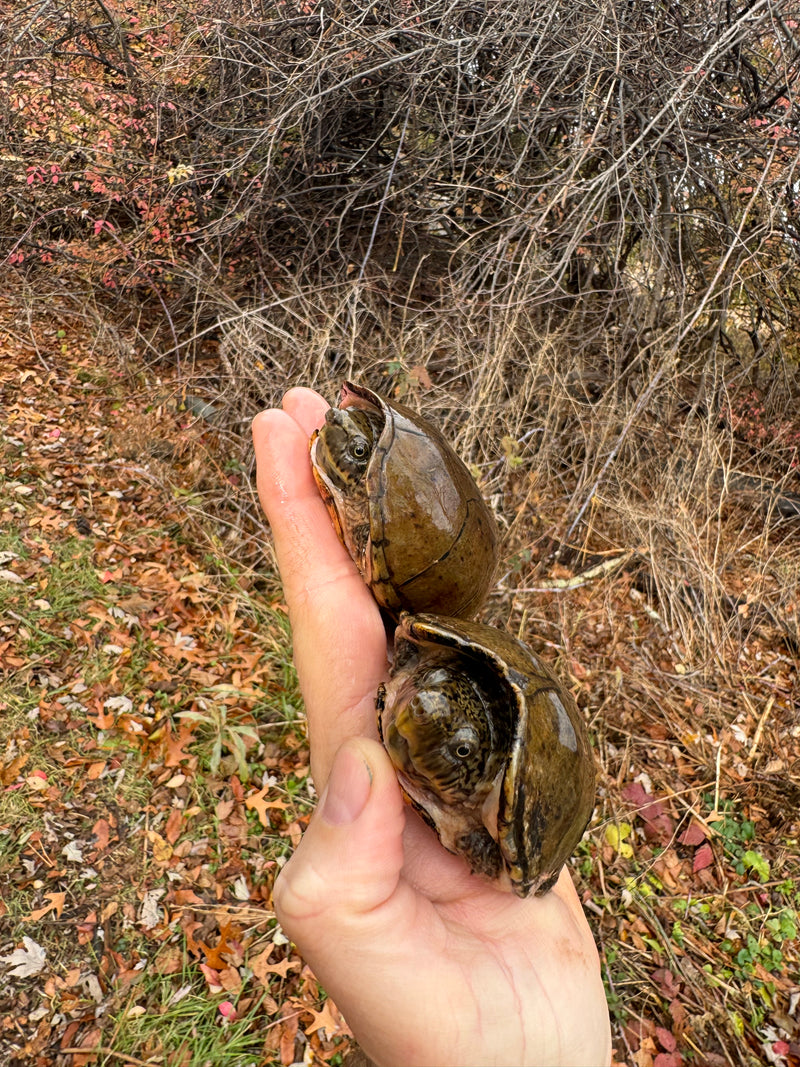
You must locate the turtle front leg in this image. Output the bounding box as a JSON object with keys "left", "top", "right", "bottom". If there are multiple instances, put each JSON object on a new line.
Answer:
{"left": 456, "top": 827, "right": 504, "bottom": 881}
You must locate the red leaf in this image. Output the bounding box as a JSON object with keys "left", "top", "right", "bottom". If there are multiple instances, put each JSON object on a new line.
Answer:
{"left": 652, "top": 968, "right": 680, "bottom": 997}
{"left": 654, "top": 1054, "right": 682, "bottom": 1067}
{"left": 693, "top": 842, "right": 714, "bottom": 872}
{"left": 199, "top": 963, "right": 222, "bottom": 991}
{"left": 656, "top": 1027, "right": 677, "bottom": 1052}
{"left": 678, "top": 822, "right": 706, "bottom": 846}
{"left": 669, "top": 997, "right": 687, "bottom": 1033}
{"left": 622, "top": 782, "right": 675, "bottom": 843}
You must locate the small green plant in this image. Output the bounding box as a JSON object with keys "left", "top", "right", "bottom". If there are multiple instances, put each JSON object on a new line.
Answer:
{"left": 179, "top": 701, "right": 260, "bottom": 781}
{"left": 718, "top": 904, "right": 797, "bottom": 1015}
{"left": 601, "top": 946, "right": 630, "bottom": 1024}
{"left": 707, "top": 798, "right": 771, "bottom": 883}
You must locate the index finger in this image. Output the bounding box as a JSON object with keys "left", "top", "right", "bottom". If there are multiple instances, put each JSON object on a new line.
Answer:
{"left": 253, "top": 390, "right": 388, "bottom": 787}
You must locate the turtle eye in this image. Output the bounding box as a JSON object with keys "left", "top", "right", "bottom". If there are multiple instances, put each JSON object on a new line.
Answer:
{"left": 351, "top": 437, "right": 369, "bottom": 460}
{"left": 449, "top": 727, "right": 479, "bottom": 762}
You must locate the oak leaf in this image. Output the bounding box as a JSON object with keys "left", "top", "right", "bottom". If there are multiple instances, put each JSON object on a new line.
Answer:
{"left": 164, "top": 725, "right": 196, "bottom": 768}
{"left": 0, "top": 936, "right": 47, "bottom": 977}
{"left": 304, "top": 998, "right": 348, "bottom": 1037}
{"left": 251, "top": 951, "right": 300, "bottom": 982}
{"left": 24, "top": 892, "right": 66, "bottom": 922}
{"left": 245, "top": 787, "right": 289, "bottom": 827}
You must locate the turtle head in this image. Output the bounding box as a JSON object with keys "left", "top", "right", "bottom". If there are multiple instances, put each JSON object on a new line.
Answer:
{"left": 313, "top": 407, "right": 378, "bottom": 492}
{"left": 381, "top": 662, "right": 502, "bottom": 804}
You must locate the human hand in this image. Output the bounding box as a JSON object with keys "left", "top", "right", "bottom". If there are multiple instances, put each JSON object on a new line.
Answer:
{"left": 253, "top": 388, "right": 612, "bottom": 1067}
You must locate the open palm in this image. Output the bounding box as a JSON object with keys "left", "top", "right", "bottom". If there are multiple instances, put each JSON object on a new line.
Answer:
{"left": 253, "top": 389, "right": 611, "bottom": 1067}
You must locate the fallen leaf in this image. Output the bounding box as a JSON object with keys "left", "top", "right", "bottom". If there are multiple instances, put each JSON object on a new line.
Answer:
{"left": 24, "top": 892, "right": 66, "bottom": 922}
{"left": 605, "top": 822, "right": 634, "bottom": 858}
{"left": 655, "top": 1027, "right": 677, "bottom": 1052}
{"left": 91, "top": 817, "right": 112, "bottom": 852}
{"left": 652, "top": 968, "right": 680, "bottom": 998}
{"left": 147, "top": 829, "right": 173, "bottom": 863}
{"left": 164, "top": 725, "right": 196, "bottom": 768}
{"left": 622, "top": 782, "right": 675, "bottom": 844}
{"left": 0, "top": 569, "right": 26, "bottom": 584}
{"left": 64, "top": 1025, "right": 103, "bottom": 1066}
{"left": 409, "top": 364, "right": 433, "bottom": 389}
{"left": 693, "top": 842, "right": 714, "bottom": 872}
{"left": 669, "top": 997, "right": 687, "bottom": 1034}
{"left": 677, "top": 822, "right": 705, "bottom": 847}
{"left": 0, "top": 936, "right": 47, "bottom": 977}
{"left": 201, "top": 922, "right": 241, "bottom": 969}
{"left": 63, "top": 840, "right": 84, "bottom": 862}
{"left": 139, "top": 888, "right": 165, "bottom": 929}
{"left": 279, "top": 1012, "right": 299, "bottom": 1066}
{"left": 304, "top": 998, "right": 347, "bottom": 1037}
{"left": 654, "top": 1054, "right": 682, "bottom": 1067}
{"left": 165, "top": 807, "right": 184, "bottom": 844}
{"left": 251, "top": 952, "right": 301, "bottom": 981}
{"left": 218, "top": 966, "right": 242, "bottom": 993}
{"left": 245, "top": 787, "right": 289, "bottom": 827}
{"left": 199, "top": 963, "right": 223, "bottom": 992}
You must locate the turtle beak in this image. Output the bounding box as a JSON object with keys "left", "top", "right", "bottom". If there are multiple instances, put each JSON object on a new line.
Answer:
{"left": 382, "top": 706, "right": 415, "bottom": 775}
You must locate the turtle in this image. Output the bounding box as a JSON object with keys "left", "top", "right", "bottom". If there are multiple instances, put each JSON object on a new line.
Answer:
{"left": 377, "top": 613, "right": 596, "bottom": 896}
{"left": 310, "top": 381, "right": 498, "bottom": 619}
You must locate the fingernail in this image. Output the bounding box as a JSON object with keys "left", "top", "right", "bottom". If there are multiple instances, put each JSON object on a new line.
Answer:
{"left": 319, "top": 743, "right": 373, "bottom": 826}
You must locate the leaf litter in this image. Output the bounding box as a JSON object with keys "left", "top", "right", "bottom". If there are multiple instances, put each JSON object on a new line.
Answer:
{"left": 0, "top": 301, "right": 348, "bottom": 1066}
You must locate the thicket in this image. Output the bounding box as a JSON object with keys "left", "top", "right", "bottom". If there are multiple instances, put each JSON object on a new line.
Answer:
{"left": 3, "top": 0, "right": 800, "bottom": 643}
{"left": 3, "top": 0, "right": 799, "bottom": 351}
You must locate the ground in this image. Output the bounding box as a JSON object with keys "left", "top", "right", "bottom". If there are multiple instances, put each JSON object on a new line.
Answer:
{"left": 0, "top": 303, "right": 350, "bottom": 1066}
{"left": 0, "top": 299, "right": 799, "bottom": 1067}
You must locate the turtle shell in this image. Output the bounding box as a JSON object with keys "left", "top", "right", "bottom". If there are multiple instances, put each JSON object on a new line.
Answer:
{"left": 310, "top": 382, "right": 498, "bottom": 619}
{"left": 377, "top": 613, "right": 596, "bottom": 896}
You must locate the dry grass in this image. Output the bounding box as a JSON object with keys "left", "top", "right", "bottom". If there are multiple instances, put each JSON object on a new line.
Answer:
{"left": 180, "top": 286, "right": 800, "bottom": 1065}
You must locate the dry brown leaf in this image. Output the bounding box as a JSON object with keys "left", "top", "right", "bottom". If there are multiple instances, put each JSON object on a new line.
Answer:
{"left": 23, "top": 892, "right": 66, "bottom": 922}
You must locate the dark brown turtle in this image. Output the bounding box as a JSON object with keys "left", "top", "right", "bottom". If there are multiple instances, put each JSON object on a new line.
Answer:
{"left": 377, "top": 613, "right": 596, "bottom": 896}
{"left": 310, "top": 381, "right": 498, "bottom": 619}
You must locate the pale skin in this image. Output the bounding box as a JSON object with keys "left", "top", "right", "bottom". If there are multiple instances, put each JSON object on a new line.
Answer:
{"left": 253, "top": 388, "right": 612, "bottom": 1067}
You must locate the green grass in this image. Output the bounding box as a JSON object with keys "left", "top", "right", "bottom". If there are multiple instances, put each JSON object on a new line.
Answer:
{"left": 94, "top": 943, "right": 277, "bottom": 1067}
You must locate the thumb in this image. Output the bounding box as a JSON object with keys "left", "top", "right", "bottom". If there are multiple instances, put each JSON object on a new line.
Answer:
{"left": 273, "top": 737, "right": 407, "bottom": 942}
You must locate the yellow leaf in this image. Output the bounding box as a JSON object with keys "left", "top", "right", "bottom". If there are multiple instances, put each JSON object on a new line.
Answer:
{"left": 605, "top": 822, "right": 634, "bottom": 858}
{"left": 147, "top": 830, "right": 173, "bottom": 863}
